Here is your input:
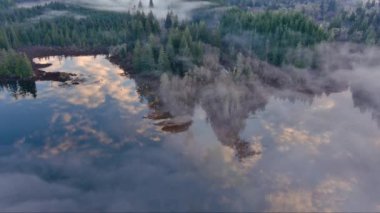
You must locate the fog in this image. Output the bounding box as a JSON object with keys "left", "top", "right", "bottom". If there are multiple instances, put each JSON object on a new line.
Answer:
{"left": 17, "top": 0, "right": 213, "bottom": 19}
{"left": 2, "top": 43, "right": 380, "bottom": 211}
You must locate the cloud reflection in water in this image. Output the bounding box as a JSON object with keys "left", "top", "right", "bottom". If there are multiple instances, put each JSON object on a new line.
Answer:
{"left": 1, "top": 52, "right": 380, "bottom": 211}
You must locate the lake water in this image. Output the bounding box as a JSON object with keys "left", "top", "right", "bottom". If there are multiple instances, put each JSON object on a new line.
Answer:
{"left": 1, "top": 55, "right": 380, "bottom": 211}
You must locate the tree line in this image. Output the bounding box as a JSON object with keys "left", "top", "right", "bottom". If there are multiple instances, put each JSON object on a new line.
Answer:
{"left": 0, "top": 49, "right": 32, "bottom": 78}
{"left": 220, "top": 9, "right": 327, "bottom": 66}
{"left": 0, "top": 0, "right": 14, "bottom": 10}
{"left": 329, "top": 2, "right": 380, "bottom": 44}
{"left": 0, "top": 1, "right": 339, "bottom": 78}
{"left": 111, "top": 12, "right": 219, "bottom": 74}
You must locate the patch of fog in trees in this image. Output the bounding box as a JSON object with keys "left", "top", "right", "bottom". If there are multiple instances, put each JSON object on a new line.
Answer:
{"left": 17, "top": 0, "right": 212, "bottom": 19}
{"left": 28, "top": 10, "right": 86, "bottom": 22}
{"left": 157, "top": 42, "right": 380, "bottom": 128}
{"left": 74, "top": 0, "right": 212, "bottom": 19}
{"left": 16, "top": 0, "right": 55, "bottom": 8}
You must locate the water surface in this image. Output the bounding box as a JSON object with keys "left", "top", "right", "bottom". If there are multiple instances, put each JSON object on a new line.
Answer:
{"left": 1, "top": 55, "right": 380, "bottom": 211}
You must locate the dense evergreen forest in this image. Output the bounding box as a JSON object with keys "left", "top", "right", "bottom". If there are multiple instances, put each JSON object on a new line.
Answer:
{"left": 0, "top": 49, "right": 32, "bottom": 78}
{"left": 0, "top": 0, "right": 13, "bottom": 9}
{"left": 1, "top": 0, "right": 380, "bottom": 79}
{"left": 220, "top": 9, "right": 327, "bottom": 66}
{"left": 329, "top": 1, "right": 380, "bottom": 44}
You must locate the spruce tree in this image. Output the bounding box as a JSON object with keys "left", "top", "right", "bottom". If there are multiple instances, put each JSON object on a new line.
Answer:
{"left": 191, "top": 41, "right": 203, "bottom": 64}
{"left": 141, "top": 44, "right": 155, "bottom": 72}
{"left": 0, "top": 30, "right": 9, "bottom": 49}
{"left": 138, "top": 0, "right": 143, "bottom": 9}
{"left": 158, "top": 46, "right": 171, "bottom": 71}
{"left": 133, "top": 41, "right": 142, "bottom": 72}
{"left": 179, "top": 35, "right": 190, "bottom": 57}
{"left": 166, "top": 37, "right": 175, "bottom": 60}
{"left": 149, "top": 0, "right": 154, "bottom": 8}
{"left": 165, "top": 12, "right": 173, "bottom": 29}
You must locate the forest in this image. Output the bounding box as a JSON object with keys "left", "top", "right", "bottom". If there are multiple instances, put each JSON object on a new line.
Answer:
{"left": 0, "top": 49, "right": 32, "bottom": 78}
{"left": 0, "top": 0, "right": 13, "bottom": 9}
{"left": 0, "top": 0, "right": 380, "bottom": 78}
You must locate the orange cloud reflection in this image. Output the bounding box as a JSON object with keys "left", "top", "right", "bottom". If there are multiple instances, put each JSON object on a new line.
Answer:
{"left": 35, "top": 56, "right": 145, "bottom": 114}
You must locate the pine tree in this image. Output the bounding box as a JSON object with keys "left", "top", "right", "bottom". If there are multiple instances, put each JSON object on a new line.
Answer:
{"left": 366, "top": 27, "right": 377, "bottom": 44}
{"left": 179, "top": 35, "right": 190, "bottom": 57}
{"left": 158, "top": 46, "right": 171, "bottom": 71}
{"left": 191, "top": 41, "right": 203, "bottom": 64}
{"left": 0, "top": 30, "right": 9, "bottom": 49}
{"left": 141, "top": 44, "right": 155, "bottom": 72}
{"left": 9, "top": 27, "right": 20, "bottom": 47}
{"left": 138, "top": 0, "right": 143, "bottom": 9}
{"left": 327, "top": 0, "right": 337, "bottom": 12}
{"left": 0, "top": 50, "right": 33, "bottom": 78}
{"left": 149, "top": 0, "right": 154, "bottom": 8}
{"left": 183, "top": 27, "right": 192, "bottom": 44}
{"left": 132, "top": 41, "right": 142, "bottom": 71}
{"left": 166, "top": 37, "right": 175, "bottom": 60}
{"left": 15, "top": 54, "right": 33, "bottom": 78}
{"left": 165, "top": 12, "right": 173, "bottom": 29}
{"left": 148, "top": 34, "right": 159, "bottom": 61}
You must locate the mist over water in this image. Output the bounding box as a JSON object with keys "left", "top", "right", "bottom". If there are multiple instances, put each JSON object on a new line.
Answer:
{"left": 6, "top": 0, "right": 380, "bottom": 210}
{"left": 1, "top": 42, "right": 380, "bottom": 211}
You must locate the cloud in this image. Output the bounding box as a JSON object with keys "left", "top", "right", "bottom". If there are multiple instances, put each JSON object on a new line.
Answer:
{"left": 4, "top": 43, "right": 380, "bottom": 211}
{"left": 35, "top": 56, "right": 145, "bottom": 113}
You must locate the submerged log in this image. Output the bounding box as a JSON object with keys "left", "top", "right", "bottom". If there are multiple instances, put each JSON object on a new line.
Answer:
{"left": 145, "top": 111, "right": 172, "bottom": 120}
{"left": 34, "top": 70, "right": 76, "bottom": 82}
{"left": 154, "top": 115, "right": 193, "bottom": 134}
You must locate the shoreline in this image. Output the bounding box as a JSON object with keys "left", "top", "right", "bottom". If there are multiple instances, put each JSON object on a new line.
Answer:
{"left": 0, "top": 46, "right": 109, "bottom": 82}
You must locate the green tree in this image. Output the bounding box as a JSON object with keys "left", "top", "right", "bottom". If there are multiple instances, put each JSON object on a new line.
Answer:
{"left": 191, "top": 41, "right": 203, "bottom": 64}
{"left": 166, "top": 37, "right": 175, "bottom": 60}
{"left": 140, "top": 44, "right": 155, "bottom": 72}
{"left": 179, "top": 35, "right": 191, "bottom": 57}
{"left": 158, "top": 46, "right": 171, "bottom": 71}
{"left": 132, "top": 41, "right": 142, "bottom": 71}
{"left": 0, "top": 50, "right": 33, "bottom": 78}
{"left": 366, "top": 27, "right": 377, "bottom": 44}
{"left": 165, "top": 12, "right": 173, "bottom": 29}
{"left": 149, "top": 0, "right": 154, "bottom": 8}
{"left": 0, "top": 30, "right": 9, "bottom": 49}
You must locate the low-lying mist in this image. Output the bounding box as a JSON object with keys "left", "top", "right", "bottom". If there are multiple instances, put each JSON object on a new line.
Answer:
{"left": 17, "top": 0, "right": 213, "bottom": 19}
{"left": 155, "top": 42, "right": 380, "bottom": 133}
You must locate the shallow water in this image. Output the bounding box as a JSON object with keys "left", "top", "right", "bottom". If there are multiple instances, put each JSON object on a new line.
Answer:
{"left": 1, "top": 55, "right": 380, "bottom": 211}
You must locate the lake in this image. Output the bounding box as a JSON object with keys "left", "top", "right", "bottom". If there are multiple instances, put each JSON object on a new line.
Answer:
{"left": 1, "top": 55, "right": 380, "bottom": 211}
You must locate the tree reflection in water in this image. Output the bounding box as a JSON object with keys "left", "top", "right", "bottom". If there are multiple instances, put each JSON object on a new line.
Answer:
{"left": 0, "top": 80, "right": 37, "bottom": 99}
{"left": 3, "top": 52, "right": 380, "bottom": 211}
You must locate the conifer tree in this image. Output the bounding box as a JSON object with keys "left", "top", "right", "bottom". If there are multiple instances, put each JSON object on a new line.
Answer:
{"left": 179, "top": 35, "right": 190, "bottom": 57}
{"left": 141, "top": 44, "right": 155, "bottom": 72}
{"left": 149, "top": 0, "right": 154, "bottom": 8}
{"left": 132, "top": 41, "right": 142, "bottom": 71}
{"left": 138, "top": 0, "right": 143, "bottom": 9}
{"left": 158, "top": 46, "right": 170, "bottom": 71}
{"left": 165, "top": 12, "right": 173, "bottom": 29}
{"left": 0, "top": 30, "right": 9, "bottom": 49}
{"left": 166, "top": 37, "right": 175, "bottom": 60}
